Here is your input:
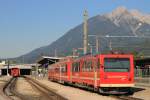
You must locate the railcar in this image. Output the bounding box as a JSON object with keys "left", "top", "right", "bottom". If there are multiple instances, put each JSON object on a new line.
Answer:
{"left": 48, "top": 54, "right": 134, "bottom": 94}
{"left": 96, "top": 54, "right": 134, "bottom": 94}
{"left": 11, "top": 68, "right": 20, "bottom": 77}
{"left": 48, "top": 58, "right": 72, "bottom": 84}
{"left": 71, "top": 55, "right": 97, "bottom": 86}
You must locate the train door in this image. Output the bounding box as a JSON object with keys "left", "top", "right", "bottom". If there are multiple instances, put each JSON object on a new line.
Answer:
{"left": 71, "top": 60, "right": 80, "bottom": 83}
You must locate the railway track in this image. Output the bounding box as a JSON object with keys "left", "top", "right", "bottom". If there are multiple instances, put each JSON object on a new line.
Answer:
{"left": 3, "top": 77, "right": 21, "bottom": 100}
{"left": 4, "top": 76, "right": 143, "bottom": 100}
{"left": 3, "top": 76, "right": 67, "bottom": 100}
{"left": 24, "top": 76, "right": 67, "bottom": 100}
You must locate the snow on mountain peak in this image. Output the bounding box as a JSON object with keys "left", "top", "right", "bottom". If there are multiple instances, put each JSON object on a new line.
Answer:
{"left": 104, "top": 6, "right": 150, "bottom": 26}
{"left": 130, "top": 9, "right": 150, "bottom": 24}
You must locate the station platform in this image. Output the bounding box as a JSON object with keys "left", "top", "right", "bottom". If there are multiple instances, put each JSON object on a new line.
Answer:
{"left": 135, "top": 77, "right": 150, "bottom": 87}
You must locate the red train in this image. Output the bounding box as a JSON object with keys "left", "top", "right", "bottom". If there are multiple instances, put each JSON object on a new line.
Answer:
{"left": 11, "top": 68, "right": 20, "bottom": 77}
{"left": 48, "top": 54, "right": 134, "bottom": 94}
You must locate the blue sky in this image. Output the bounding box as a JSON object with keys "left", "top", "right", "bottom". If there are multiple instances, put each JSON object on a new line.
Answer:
{"left": 0, "top": 0, "right": 149, "bottom": 58}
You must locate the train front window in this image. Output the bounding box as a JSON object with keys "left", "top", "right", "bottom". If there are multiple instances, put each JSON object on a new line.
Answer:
{"left": 104, "top": 58, "right": 130, "bottom": 72}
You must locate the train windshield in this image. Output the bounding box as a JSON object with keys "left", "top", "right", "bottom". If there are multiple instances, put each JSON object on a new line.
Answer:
{"left": 104, "top": 58, "right": 130, "bottom": 72}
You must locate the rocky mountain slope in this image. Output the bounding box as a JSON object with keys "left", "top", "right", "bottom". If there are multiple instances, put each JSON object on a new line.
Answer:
{"left": 13, "top": 7, "right": 150, "bottom": 63}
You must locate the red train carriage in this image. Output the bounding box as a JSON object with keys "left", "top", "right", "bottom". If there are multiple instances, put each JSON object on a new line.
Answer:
{"left": 71, "top": 55, "right": 97, "bottom": 85}
{"left": 48, "top": 54, "right": 134, "bottom": 94}
{"left": 11, "top": 68, "right": 20, "bottom": 77}
{"left": 96, "top": 54, "right": 134, "bottom": 94}
{"left": 48, "top": 58, "right": 72, "bottom": 84}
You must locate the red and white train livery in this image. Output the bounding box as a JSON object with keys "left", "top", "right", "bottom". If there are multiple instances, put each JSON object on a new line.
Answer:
{"left": 48, "top": 54, "right": 134, "bottom": 94}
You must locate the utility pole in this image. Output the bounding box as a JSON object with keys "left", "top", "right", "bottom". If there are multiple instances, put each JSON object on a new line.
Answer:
{"left": 7, "top": 60, "right": 10, "bottom": 76}
{"left": 36, "top": 64, "right": 38, "bottom": 79}
{"left": 83, "top": 10, "right": 88, "bottom": 55}
{"left": 88, "top": 35, "right": 100, "bottom": 54}
{"left": 109, "top": 40, "right": 112, "bottom": 51}
{"left": 55, "top": 49, "right": 57, "bottom": 57}
{"left": 72, "top": 48, "right": 76, "bottom": 56}
{"left": 96, "top": 36, "right": 99, "bottom": 53}
{"left": 90, "top": 46, "right": 93, "bottom": 55}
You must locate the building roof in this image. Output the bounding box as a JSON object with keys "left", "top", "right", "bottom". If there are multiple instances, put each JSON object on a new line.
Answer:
{"left": 0, "top": 65, "right": 32, "bottom": 69}
{"left": 37, "top": 56, "right": 62, "bottom": 65}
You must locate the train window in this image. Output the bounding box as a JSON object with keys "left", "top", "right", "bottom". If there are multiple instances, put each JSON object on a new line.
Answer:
{"left": 82, "top": 61, "right": 86, "bottom": 72}
{"left": 88, "top": 60, "right": 93, "bottom": 71}
{"left": 55, "top": 68, "right": 59, "bottom": 72}
{"left": 104, "top": 58, "right": 130, "bottom": 72}
{"left": 61, "top": 67, "right": 65, "bottom": 73}
{"left": 65, "top": 64, "right": 67, "bottom": 72}
{"left": 82, "top": 60, "right": 93, "bottom": 72}
{"left": 78, "top": 62, "right": 80, "bottom": 72}
{"left": 60, "top": 64, "right": 67, "bottom": 73}
{"left": 72, "top": 62, "right": 80, "bottom": 72}
{"left": 92, "top": 59, "right": 97, "bottom": 71}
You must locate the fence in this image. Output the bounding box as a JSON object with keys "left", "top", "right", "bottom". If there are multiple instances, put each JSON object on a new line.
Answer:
{"left": 134, "top": 68, "right": 150, "bottom": 86}
{"left": 135, "top": 68, "right": 150, "bottom": 77}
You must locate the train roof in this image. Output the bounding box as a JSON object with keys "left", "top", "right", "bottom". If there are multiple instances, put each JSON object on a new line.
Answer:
{"left": 75, "top": 53, "right": 133, "bottom": 59}
{"left": 47, "top": 53, "right": 134, "bottom": 66}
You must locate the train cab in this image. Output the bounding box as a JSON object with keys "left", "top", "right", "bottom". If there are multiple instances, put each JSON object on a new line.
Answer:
{"left": 96, "top": 54, "right": 134, "bottom": 94}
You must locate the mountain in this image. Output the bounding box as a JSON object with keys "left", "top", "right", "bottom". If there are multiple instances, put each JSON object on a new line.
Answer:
{"left": 13, "top": 7, "right": 150, "bottom": 63}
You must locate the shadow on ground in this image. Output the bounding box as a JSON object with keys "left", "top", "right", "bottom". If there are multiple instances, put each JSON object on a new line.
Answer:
{"left": 132, "top": 87, "right": 145, "bottom": 93}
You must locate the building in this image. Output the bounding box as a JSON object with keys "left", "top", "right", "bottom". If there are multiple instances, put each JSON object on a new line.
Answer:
{"left": 0, "top": 60, "right": 6, "bottom": 66}
{"left": 0, "top": 64, "right": 32, "bottom": 75}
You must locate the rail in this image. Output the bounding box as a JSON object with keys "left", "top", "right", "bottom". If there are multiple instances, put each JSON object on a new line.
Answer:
{"left": 3, "top": 77, "right": 22, "bottom": 100}
{"left": 24, "top": 76, "right": 67, "bottom": 100}
{"left": 3, "top": 76, "right": 67, "bottom": 100}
